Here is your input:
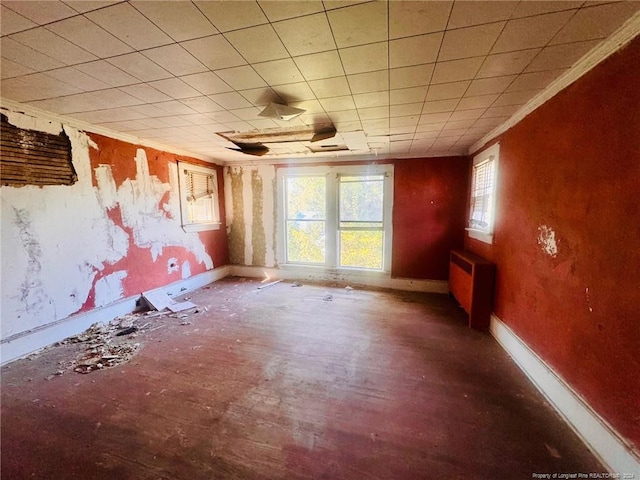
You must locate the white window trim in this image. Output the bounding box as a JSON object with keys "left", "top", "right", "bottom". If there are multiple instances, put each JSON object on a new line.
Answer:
{"left": 177, "top": 161, "right": 221, "bottom": 233}
{"left": 276, "top": 164, "right": 394, "bottom": 274}
{"left": 466, "top": 142, "right": 499, "bottom": 245}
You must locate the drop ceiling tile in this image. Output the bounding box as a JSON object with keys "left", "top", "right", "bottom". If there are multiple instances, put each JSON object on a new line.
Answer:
{"left": 1, "top": 5, "right": 37, "bottom": 35}
{"left": 327, "top": 1, "right": 387, "bottom": 48}
{"left": 229, "top": 107, "right": 263, "bottom": 121}
{"left": 390, "top": 64, "right": 434, "bottom": 89}
{"left": 347, "top": 70, "right": 389, "bottom": 95}
{"left": 390, "top": 141, "right": 412, "bottom": 153}
{"left": 273, "top": 13, "right": 336, "bottom": 56}
{"left": 247, "top": 118, "right": 281, "bottom": 129}
{"left": 353, "top": 91, "right": 389, "bottom": 109}
{"left": 431, "top": 57, "right": 484, "bottom": 84}
{"left": 225, "top": 24, "right": 289, "bottom": 63}
{"left": 181, "top": 35, "right": 247, "bottom": 70}
{"left": 426, "top": 81, "right": 470, "bottom": 101}
{"left": 447, "top": 1, "right": 518, "bottom": 29}
{"left": 63, "top": 2, "right": 122, "bottom": 14}
{"left": 318, "top": 96, "right": 356, "bottom": 112}
{"left": 415, "top": 124, "right": 444, "bottom": 135}
{"left": 473, "top": 116, "right": 509, "bottom": 129}
{"left": 439, "top": 22, "right": 505, "bottom": 62}
{"left": 180, "top": 96, "right": 225, "bottom": 113}
{"left": 258, "top": 0, "right": 323, "bottom": 22}
{"left": 423, "top": 98, "right": 459, "bottom": 114}
{"left": 293, "top": 51, "right": 345, "bottom": 81}
{"left": 550, "top": 2, "right": 640, "bottom": 45}
{"left": 215, "top": 65, "right": 267, "bottom": 90}
{"left": 207, "top": 110, "right": 242, "bottom": 123}
{"left": 28, "top": 91, "right": 103, "bottom": 114}
{"left": 10, "top": 28, "right": 97, "bottom": 65}
{"left": 340, "top": 42, "right": 388, "bottom": 75}
{"left": 389, "top": 32, "right": 443, "bottom": 68}
{"left": 1, "top": 73, "right": 82, "bottom": 102}
{"left": 525, "top": 40, "right": 600, "bottom": 72}
{"left": 476, "top": 48, "right": 540, "bottom": 78}
{"left": 106, "top": 53, "right": 172, "bottom": 82}
{"left": 142, "top": 44, "right": 208, "bottom": 77}
{"left": 290, "top": 99, "right": 324, "bottom": 114}
{"left": 0, "top": 59, "right": 35, "bottom": 79}
{"left": 443, "top": 119, "right": 476, "bottom": 130}
{"left": 148, "top": 78, "right": 202, "bottom": 99}
{"left": 46, "top": 16, "right": 133, "bottom": 58}
{"left": 3, "top": 1, "right": 77, "bottom": 24}
{"left": 457, "top": 94, "right": 499, "bottom": 110}
{"left": 464, "top": 75, "right": 517, "bottom": 96}
{"left": 390, "top": 103, "right": 423, "bottom": 118}
{"left": 358, "top": 106, "right": 390, "bottom": 121}
{"left": 1, "top": 37, "right": 64, "bottom": 71}
{"left": 492, "top": 89, "right": 541, "bottom": 107}
{"left": 327, "top": 109, "right": 360, "bottom": 122}
{"left": 45, "top": 66, "right": 111, "bottom": 91}
{"left": 275, "top": 82, "right": 317, "bottom": 102}
{"left": 438, "top": 128, "right": 468, "bottom": 138}
{"left": 253, "top": 58, "right": 305, "bottom": 86}
{"left": 153, "top": 100, "right": 198, "bottom": 115}
{"left": 208, "top": 92, "right": 253, "bottom": 109}
{"left": 85, "top": 2, "right": 173, "bottom": 49}
{"left": 390, "top": 116, "right": 419, "bottom": 128}
{"left": 119, "top": 84, "right": 171, "bottom": 103}
{"left": 307, "top": 76, "right": 349, "bottom": 98}
{"left": 389, "top": 130, "right": 415, "bottom": 139}
{"left": 239, "top": 87, "right": 283, "bottom": 106}
{"left": 94, "top": 88, "right": 143, "bottom": 108}
{"left": 491, "top": 11, "right": 574, "bottom": 54}
{"left": 71, "top": 108, "right": 146, "bottom": 124}
{"left": 194, "top": 0, "right": 268, "bottom": 32}
{"left": 390, "top": 86, "right": 427, "bottom": 105}
{"left": 389, "top": 0, "right": 452, "bottom": 39}
{"left": 506, "top": 69, "right": 566, "bottom": 92}
{"left": 419, "top": 112, "right": 452, "bottom": 124}
{"left": 75, "top": 60, "right": 139, "bottom": 87}
{"left": 180, "top": 72, "right": 233, "bottom": 95}
{"left": 511, "top": 1, "right": 584, "bottom": 19}
{"left": 130, "top": 1, "right": 218, "bottom": 42}
{"left": 482, "top": 105, "right": 520, "bottom": 118}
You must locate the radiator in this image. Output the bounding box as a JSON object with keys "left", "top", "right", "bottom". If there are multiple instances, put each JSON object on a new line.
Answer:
{"left": 449, "top": 250, "right": 495, "bottom": 329}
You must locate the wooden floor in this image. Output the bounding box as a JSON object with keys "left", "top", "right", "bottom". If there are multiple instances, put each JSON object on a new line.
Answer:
{"left": 1, "top": 277, "right": 602, "bottom": 479}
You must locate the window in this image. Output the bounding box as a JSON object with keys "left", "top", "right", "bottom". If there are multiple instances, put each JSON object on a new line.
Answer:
{"left": 467, "top": 143, "right": 499, "bottom": 244}
{"left": 278, "top": 165, "right": 393, "bottom": 272}
{"left": 177, "top": 162, "right": 221, "bottom": 232}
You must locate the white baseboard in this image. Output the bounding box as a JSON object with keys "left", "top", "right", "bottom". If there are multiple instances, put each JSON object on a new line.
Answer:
{"left": 490, "top": 314, "right": 640, "bottom": 474}
{"left": 0, "top": 266, "right": 231, "bottom": 366}
{"left": 229, "top": 265, "right": 449, "bottom": 294}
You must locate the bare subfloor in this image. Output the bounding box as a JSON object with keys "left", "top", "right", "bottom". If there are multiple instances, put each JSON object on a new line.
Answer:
{"left": 1, "top": 277, "right": 602, "bottom": 479}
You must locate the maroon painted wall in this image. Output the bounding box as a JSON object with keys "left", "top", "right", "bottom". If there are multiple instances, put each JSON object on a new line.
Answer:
{"left": 466, "top": 38, "right": 640, "bottom": 448}
{"left": 392, "top": 156, "right": 469, "bottom": 280}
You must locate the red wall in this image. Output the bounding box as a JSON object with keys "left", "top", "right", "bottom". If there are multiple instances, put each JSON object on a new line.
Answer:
{"left": 392, "top": 156, "right": 469, "bottom": 280}
{"left": 84, "top": 134, "right": 229, "bottom": 310}
{"left": 466, "top": 38, "right": 640, "bottom": 448}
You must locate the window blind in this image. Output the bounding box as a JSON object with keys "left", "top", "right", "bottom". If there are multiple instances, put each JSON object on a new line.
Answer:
{"left": 186, "top": 170, "right": 214, "bottom": 202}
{"left": 469, "top": 157, "right": 495, "bottom": 230}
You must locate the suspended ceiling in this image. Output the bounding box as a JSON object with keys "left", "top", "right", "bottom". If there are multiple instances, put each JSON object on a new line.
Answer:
{"left": 1, "top": 0, "right": 639, "bottom": 163}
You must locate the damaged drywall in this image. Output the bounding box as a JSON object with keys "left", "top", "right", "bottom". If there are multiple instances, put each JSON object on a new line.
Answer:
{"left": 0, "top": 107, "right": 218, "bottom": 343}
{"left": 224, "top": 165, "right": 276, "bottom": 267}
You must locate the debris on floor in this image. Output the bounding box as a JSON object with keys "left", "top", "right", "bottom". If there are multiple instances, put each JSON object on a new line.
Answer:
{"left": 291, "top": 282, "right": 303, "bottom": 287}
{"left": 323, "top": 294, "right": 333, "bottom": 302}
{"left": 345, "top": 286, "right": 353, "bottom": 291}
{"left": 142, "top": 290, "right": 197, "bottom": 313}
{"left": 257, "top": 279, "right": 283, "bottom": 290}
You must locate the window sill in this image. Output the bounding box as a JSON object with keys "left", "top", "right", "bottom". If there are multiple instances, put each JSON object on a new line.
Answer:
{"left": 279, "top": 263, "right": 390, "bottom": 278}
{"left": 182, "top": 222, "right": 221, "bottom": 233}
{"left": 466, "top": 228, "right": 494, "bottom": 245}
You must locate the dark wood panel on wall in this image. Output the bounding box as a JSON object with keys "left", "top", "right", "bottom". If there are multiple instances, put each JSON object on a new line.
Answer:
{"left": 1, "top": 114, "right": 76, "bottom": 187}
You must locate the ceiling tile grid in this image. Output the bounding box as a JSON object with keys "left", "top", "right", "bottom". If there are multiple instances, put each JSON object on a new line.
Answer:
{"left": 1, "top": 0, "right": 638, "bottom": 162}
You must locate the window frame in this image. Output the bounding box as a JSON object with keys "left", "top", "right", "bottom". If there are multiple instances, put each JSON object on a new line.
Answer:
{"left": 177, "top": 161, "right": 221, "bottom": 233}
{"left": 466, "top": 142, "right": 499, "bottom": 245}
{"left": 276, "top": 164, "right": 394, "bottom": 274}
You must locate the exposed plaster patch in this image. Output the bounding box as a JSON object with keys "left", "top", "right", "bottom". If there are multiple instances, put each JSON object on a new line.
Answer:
{"left": 167, "top": 257, "right": 179, "bottom": 274}
{"left": 251, "top": 170, "right": 266, "bottom": 266}
{"left": 537, "top": 225, "right": 558, "bottom": 258}
{"left": 94, "top": 271, "right": 127, "bottom": 308}
{"left": 227, "top": 167, "right": 246, "bottom": 265}
{"left": 182, "top": 261, "right": 191, "bottom": 279}
{"left": 585, "top": 287, "right": 593, "bottom": 313}
{"left": 242, "top": 168, "right": 253, "bottom": 264}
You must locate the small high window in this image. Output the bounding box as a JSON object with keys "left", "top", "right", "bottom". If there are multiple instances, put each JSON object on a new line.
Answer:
{"left": 467, "top": 143, "right": 499, "bottom": 244}
{"left": 178, "top": 162, "right": 220, "bottom": 232}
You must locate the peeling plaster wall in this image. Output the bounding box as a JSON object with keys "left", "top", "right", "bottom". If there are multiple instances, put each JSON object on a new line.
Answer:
{"left": 465, "top": 38, "right": 640, "bottom": 449}
{"left": 1, "top": 108, "right": 228, "bottom": 342}
{"left": 224, "top": 165, "right": 276, "bottom": 267}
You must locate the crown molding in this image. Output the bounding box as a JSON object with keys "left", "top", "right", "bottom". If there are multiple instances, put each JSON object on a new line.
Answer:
{"left": 469, "top": 10, "right": 640, "bottom": 156}
{"left": 0, "top": 98, "right": 224, "bottom": 165}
